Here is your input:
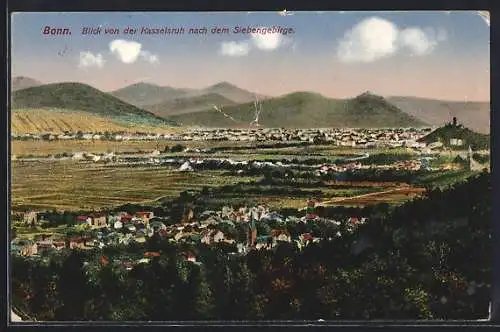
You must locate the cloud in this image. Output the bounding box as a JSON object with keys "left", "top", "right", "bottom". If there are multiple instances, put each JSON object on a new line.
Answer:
{"left": 219, "top": 27, "right": 292, "bottom": 57}
{"left": 109, "top": 39, "right": 159, "bottom": 64}
{"left": 251, "top": 31, "right": 289, "bottom": 51}
{"left": 337, "top": 17, "right": 447, "bottom": 63}
{"left": 399, "top": 28, "right": 439, "bottom": 56}
{"left": 78, "top": 51, "right": 105, "bottom": 68}
{"left": 140, "top": 50, "right": 159, "bottom": 64}
{"left": 219, "top": 41, "right": 250, "bottom": 56}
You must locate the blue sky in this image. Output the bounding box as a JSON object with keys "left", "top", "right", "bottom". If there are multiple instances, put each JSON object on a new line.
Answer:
{"left": 11, "top": 11, "right": 490, "bottom": 101}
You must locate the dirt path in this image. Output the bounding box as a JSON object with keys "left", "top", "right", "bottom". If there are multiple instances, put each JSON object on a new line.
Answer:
{"left": 318, "top": 187, "right": 425, "bottom": 206}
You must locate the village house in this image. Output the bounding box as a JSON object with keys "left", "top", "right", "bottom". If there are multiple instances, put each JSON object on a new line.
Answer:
{"left": 11, "top": 239, "right": 38, "bottom": 256}
{"left": 23, "top": 211, "right": 38, "bottom": 227}
{"left": 271, "top": 229, "right": 292, "bottom": 244}
{"left": 88, "top": 213, "right": 108, "bottom": 229}
{"left": 67, "top": 236, "right": 93, "bottom": 249}
{"left": 135, "top": 211, "right": 154, "bottom": 225}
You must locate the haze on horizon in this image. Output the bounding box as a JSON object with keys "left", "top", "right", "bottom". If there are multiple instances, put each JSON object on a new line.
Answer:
{"left": 11, "top": 11, "right": 490, "bottom": 102}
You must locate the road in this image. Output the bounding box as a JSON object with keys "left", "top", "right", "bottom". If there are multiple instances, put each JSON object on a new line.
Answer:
{"left": 318, "top": 186, "right": 420, "bottom": 206}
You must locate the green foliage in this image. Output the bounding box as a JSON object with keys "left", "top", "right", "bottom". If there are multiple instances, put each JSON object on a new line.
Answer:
{"left": 11, "top": 172, "right": 491, "bottom": 321}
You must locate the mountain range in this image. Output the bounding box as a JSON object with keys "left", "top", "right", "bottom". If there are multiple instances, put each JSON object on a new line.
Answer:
{"left": 10, "top": 77, "right": 491, "bottom": 133}
{"left": 110, "top": 81, "right": 267, "bottom": 107}
{"left": 169, "top": 92, "right": 425, "bottom": 128}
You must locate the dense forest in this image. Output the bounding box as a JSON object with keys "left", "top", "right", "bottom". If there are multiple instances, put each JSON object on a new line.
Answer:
{"left": 11, "top": 171, "right": 491, "bottom": 320}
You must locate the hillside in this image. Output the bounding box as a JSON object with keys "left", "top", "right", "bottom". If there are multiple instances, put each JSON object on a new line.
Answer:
{"left": 110, "top": 82, "right": 193, "bottom": 107}
{"left": 12, "top": 83, "right": 176, "bottom": 126}
{"left": 12, "top": 76, "right": 42, "bottom": 91}
{"left": 169, "top": 91, "right": 426, "bottom": 128}
{"left": 11, "top": 109, "right": 174, "bottom": 135}
{"left": 143, "top": 93, "right": 237, "bottom": 117}
{"left": 387, "top": 96, "right": 490, "bottom": 134}
{"left": 418, "top": 123, "right": 490, "bottom": 150}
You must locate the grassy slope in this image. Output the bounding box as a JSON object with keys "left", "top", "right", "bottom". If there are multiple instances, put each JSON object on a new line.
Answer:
{"left": 170, "top": 92, "right": 427, "bottom": 128}
{"left": 387, "top": 96, "right": 490, "bottom": 134}
{"left": 12, "top": 82, "right": 175, "bottom": 126}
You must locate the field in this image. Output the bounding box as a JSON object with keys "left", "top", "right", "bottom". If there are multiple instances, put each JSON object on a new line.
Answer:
{"left": 11, "top": 109, "right": 177, "bottom": 135}
{"left": 11, "top": 161, "right": 259, "bottom": 211}
{"left": 10, "top": 138, "right": 479, "bottom": 213}
{"left": 11, "top": 159, "right": 413, "bottom": 211}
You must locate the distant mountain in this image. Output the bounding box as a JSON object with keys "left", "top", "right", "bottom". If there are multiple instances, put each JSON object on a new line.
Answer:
{"left": 12, "top": 76, "right": 42, "bottom": 91}
{"left": 169, "top": 91, "right": 426, "bottom": 128}
{"left": 198, "top": 81, "right": 267, "bottom": 103}
{"left": 418, "top": 123, "right": 490, "bottom": 150}
{"left": 12, "top": 82, "right": 176, "bottom": 126}
{"left": 110, "top": 82, "right": 193, "bottom": 107}
{"left": 387, "top": 96, "right": 490, "bottom": 134}
{"left": 111, "top": 81, "right": 267, "bottom": 109}
{"left": 143, "top": 93, "right": 238, "bottom": 117}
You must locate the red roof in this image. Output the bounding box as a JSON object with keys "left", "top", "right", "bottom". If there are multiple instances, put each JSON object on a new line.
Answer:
{"left": 136, "top": 211, "right": 152, "bottom": 216}
{"left": 302, "top": 233, "right": 313, "bottom": 241}
{"left": 144, "top": 251, "right": 160, "bottom": 257}
{"left": 76, "top": 216, "right": 88, "bottom": 221}
{"left": 121, "top": 215, "right": 132, "bottom": 221}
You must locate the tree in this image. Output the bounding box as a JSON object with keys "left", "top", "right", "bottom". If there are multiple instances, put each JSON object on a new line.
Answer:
{"left": 170, "top": 144, "right": 185, "bottom": 153}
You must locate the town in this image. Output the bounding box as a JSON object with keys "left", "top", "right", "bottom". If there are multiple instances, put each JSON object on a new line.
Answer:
{"left": 11, "top": 201, "right": 367, "bottom": 264}
{"left": 12, "top": 127, "right": 433, "bottom": 146}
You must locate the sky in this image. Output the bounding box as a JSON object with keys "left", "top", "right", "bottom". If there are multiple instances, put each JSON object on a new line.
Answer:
{"left": 11, "top": 11, "right": 490, "bottom": 101}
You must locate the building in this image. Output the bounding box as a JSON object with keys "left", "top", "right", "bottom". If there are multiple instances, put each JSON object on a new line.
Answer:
{"left": 23, "top": 211, "right": 38, "bottom": 227}
{"left": 89, "top": 214, "right": 107, "bottom": 229}
{"left": 11, "top": 239, "right": 38, "bottom": 256}
{"left": 135, "top": 211, "right": 154, "bottom": 225}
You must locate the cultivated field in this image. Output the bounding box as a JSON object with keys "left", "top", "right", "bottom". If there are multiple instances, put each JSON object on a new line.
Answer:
{"left": 11, "top": 139, "right": 476, "bottom": 212}
{"left": 11, "top": 109, "right": 177, "bottom": 135}
{"left": 11, "top": 161, "right": 259, "bottom": 211}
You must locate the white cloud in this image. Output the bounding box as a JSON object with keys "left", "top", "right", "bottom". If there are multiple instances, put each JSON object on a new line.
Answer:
{"left": 337, "top": 17, "right": 447, "bottom": 63}
{"left": 109, "top": 39, "right": 159, "bottom": 64}
{"left": 251, "top": 31, "right": 289, "bottom": 51}
{"left": 220, "top": 27, "right": 292, "bottom": 57}
{"left": 219, "top": 41, "right": 250, "bottom": 56}
{"left": 399, "top": 28, "right": 437, "bottom": 55}
{"left": 78, "top": 51, "right": 105, "bottom": 68}
{"left": 140, "top": 50, "right": 159, "bottom": 64}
